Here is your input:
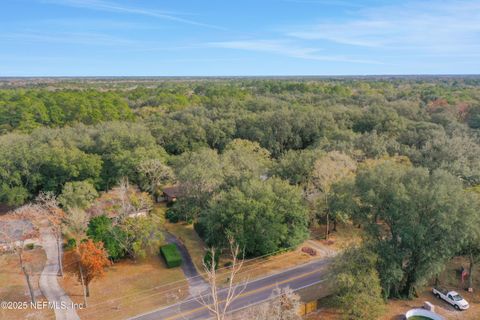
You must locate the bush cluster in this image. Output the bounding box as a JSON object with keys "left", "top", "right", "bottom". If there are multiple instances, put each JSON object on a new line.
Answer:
{"left": 160, "top": 243, "right": 182, "bottom": 268}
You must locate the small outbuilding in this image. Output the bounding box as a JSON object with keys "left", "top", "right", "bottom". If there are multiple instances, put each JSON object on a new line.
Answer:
{"left": 162, "top": 186, "right": 181, "bottom": 203}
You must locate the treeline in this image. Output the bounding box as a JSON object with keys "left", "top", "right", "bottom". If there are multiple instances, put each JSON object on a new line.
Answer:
{"left": 0, "top": 122, "right": 167, "bottom": 205}
{"left": 3, "top": 105, "right": 479, "bottom": 207}
{"left": 0, "top": 89, "right": 133, "bottom": 133}
{"left": 1, "top": 80, "right": 480, "bottom": 133}
{"left": 1, "top": 79, "right": 480, "bottom": 203}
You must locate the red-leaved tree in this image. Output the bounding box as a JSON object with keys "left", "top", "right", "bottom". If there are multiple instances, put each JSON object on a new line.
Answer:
{"left": 78, "top": 239, "right": 110, "bottom": 298}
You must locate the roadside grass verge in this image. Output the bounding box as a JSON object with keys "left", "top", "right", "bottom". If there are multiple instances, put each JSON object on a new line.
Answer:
{"left": 216, "top": 242, "right": 321, "bottom": 285}
{"left": 165, "top": 215, "right": 334, "bottom": 285}
{"left": 60, "top": 250, "right": 188, "bottom": 320}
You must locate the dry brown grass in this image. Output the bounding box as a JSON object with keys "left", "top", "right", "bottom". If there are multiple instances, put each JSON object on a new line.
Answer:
{"left": 60, "top": 249, "right": 189, "bottom": 320}
{"left": 164, "top": 217, "right": 338, "bottom": 285}
{"left": 213, "top": 244, "right": 320, "bottom": 285}
{"left": 0, "top": 246, "right": 54, "bottom": 320}
{"left": 310, "top": 222, "right": 364, "bottom": 251}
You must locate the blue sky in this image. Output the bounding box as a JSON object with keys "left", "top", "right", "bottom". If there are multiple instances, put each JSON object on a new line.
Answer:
{"left": 1, "top": 0, "right": 480, "bottom": 76}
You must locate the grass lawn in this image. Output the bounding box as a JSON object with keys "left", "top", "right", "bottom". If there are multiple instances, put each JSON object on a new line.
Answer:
{"left": 150, "top": 203, "right": 167, "bottom": 225}
{"left": 60, "top": 249, "right": 189, "bottom": 320}
{"left": 0, "top": 246, "right": 53, "bottom": 320}
{"left": 164, "top": 220, "right": 206, "bottom": 272}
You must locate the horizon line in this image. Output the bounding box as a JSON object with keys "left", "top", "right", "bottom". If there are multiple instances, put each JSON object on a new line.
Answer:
{"left": 1, "top": 74, "right": 480, "bottom": 79}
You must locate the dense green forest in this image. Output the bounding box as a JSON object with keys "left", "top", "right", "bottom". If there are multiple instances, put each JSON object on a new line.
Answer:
{"left": 1, "top": 78, "right": 480, "bottom": 302}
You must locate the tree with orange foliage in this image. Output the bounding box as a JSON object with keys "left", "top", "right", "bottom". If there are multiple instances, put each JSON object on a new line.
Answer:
{"left": 78, "top": 239, "right": 110, "bottom": 299}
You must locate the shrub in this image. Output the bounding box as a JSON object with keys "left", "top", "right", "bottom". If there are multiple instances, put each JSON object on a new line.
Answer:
{"left": 66, "top": 238, "right": 77, "bottom": 250}
{"left": 165, "top": 208, "right": 180, "bottom": 223}
{"left": 160, "top": 244, "right": 182, "bottom": 268}
{"left": 24, "top": 243, "right": 35, "bottom": 250}
{"left": 193, "top": 221, "right": 207, "bottom": 238}
{"left": 87, "top": 215, "right": 127, "bottom": 260}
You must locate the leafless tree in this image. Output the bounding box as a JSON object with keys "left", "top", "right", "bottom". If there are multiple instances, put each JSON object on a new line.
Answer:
{"left": 63, "top": 207, "right": 89, "bottom": 306}
{"left": 118, "top": 177, "right": 134, "bottom": 221}
{"left": 243, "top": 287, "right": 302, "bottom": 320}
{"left": 109, "top": 178, "right": 156, "bottom": 260}
{"left": 117, "top": 177, "right": 153, "bottom": 221}
{"left": 64, "top": 207, "right": 89, "bottom": 245}
{"left": 197, "top": 238, "right": 247, "bottom": 320}
{"left": 0, "top": 206, "right": 39, "bottom": 303}
{"left": 36, "top": 191, "right": 65, "bottom": 276}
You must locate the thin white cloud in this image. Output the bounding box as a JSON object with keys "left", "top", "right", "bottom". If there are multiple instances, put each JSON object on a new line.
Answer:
{"left": 38, "top": 18, "right": 157, "bottom": 30}
{"left": 208, "top": 39, "right": 381, "bottom": 64}
{"left": 1, "top": 30, "right": 202, "bottom": 53}
{"left": 41, "top": 0, "right": 226, "bottom": 30}
{"left": 1, "top": 31, "right": 136, "bottom": 46}
{"left": 281, "top": 0, "right": 362, "bottom": 7}
{"left": 287, "top": 0, "right": 480, "bottom": 53}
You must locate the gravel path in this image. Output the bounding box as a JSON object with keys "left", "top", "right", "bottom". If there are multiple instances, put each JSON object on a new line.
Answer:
{"left": 39, "top": 227, "right": 80, "bottom": 320}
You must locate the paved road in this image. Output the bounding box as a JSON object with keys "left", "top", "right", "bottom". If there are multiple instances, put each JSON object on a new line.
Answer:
{"left": 39, "top": 227, "right": 80, "bottom": 320}
{"left": 129, "top": 258, "right": 331, "bottom": 320}
{"left": 164, "top": 232, "right": 209, "bottom": 296}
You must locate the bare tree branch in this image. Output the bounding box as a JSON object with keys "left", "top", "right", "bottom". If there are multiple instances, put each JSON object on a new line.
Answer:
{"left": 196, "top": 238, "right": 248, "bottom": 320}
{"left": 35, "top": 191, "right": 65, "bottom": 276}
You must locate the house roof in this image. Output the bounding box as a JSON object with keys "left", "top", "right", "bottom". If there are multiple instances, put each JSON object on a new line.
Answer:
{"left": 163, "top": 186, "right": 181, "bottom": 198}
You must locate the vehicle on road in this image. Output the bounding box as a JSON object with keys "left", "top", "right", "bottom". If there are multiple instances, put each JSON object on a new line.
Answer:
{"left": 432, "top": 287, "right": 469, "bottom": 310}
